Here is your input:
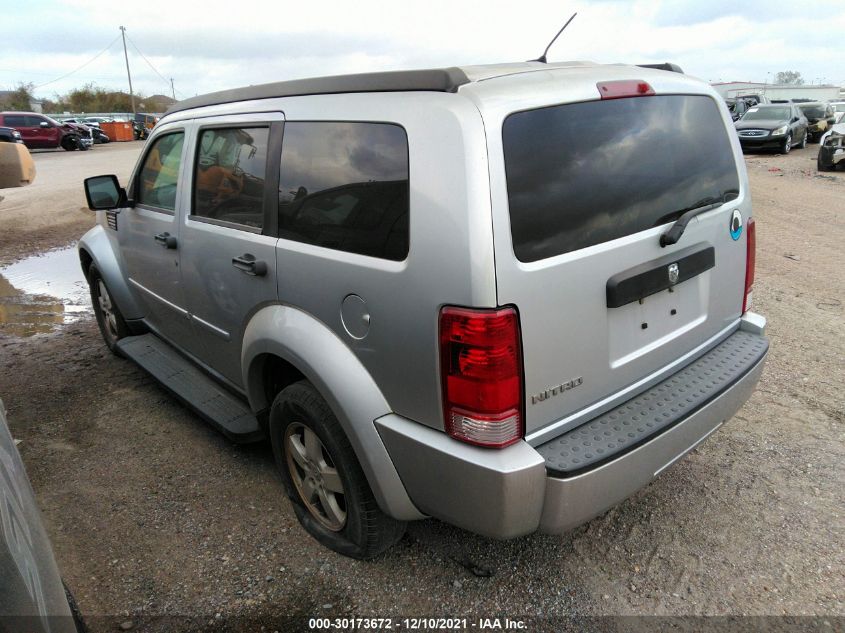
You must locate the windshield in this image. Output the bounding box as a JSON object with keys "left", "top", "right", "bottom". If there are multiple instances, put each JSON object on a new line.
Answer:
{"left": 503, "top": 95, "right": 740, "bottom": 262}
{"left": 742, "top": 107, "right": 789, "bottom": 121}
{"left": 799, "top": 105, "right": 825, "bottom": 118}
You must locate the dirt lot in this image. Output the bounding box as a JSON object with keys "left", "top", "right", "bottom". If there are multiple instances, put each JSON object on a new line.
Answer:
{"left": 0, "top": 143, "right": 842, "bottom": 631}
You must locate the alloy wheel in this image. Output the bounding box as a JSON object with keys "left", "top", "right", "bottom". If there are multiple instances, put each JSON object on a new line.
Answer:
{"left": 97, "top": 280, "right": 119, "bottom": 338}
{"left": 284, "top": 422, "right": 347, "bottom": 531}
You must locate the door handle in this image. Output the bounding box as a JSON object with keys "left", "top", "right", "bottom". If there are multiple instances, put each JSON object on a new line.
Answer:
{"left": 232, "top": 253, "right": 267, "bottom": 277}
{"left": 154, "top": 232, "right": 177, "bottom": 249}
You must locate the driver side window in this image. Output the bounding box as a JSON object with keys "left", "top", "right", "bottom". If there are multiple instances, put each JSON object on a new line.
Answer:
{"left": 137, "top": 132, "right": 184, "bottom": 211}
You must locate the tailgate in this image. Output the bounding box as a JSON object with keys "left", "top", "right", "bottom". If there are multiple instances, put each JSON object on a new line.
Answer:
{"left": 489, "top": 90, "right": 751, "bottom": 440}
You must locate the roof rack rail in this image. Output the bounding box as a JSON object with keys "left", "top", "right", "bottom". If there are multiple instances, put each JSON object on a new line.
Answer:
{"left": 637, "top": 63, "right": 684, "bottom": 74}
{"left": 163, "top": 67, "right": 471, "bottom": 118}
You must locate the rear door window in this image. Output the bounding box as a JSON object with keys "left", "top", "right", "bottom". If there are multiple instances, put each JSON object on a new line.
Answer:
{"left": 3, "top": 115, "right": 28, "bottom": 127}
{"left": 277, "top": 122, "right": 409, "bottom": 261}
{"left": 502, "top": 95, "right": 740, "bottom": 262}
{"left": 193, "top": 126, "right": 269, "bottom": 230}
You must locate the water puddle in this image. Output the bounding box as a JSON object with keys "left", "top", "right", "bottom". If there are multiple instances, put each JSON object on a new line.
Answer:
{"left": 0, "top": 247, "right": 91, "bottom": 337}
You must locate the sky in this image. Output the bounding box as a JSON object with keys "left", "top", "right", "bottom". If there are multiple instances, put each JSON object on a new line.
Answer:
{"left": 1, "top": 0, "right": 843, "bottom": 106}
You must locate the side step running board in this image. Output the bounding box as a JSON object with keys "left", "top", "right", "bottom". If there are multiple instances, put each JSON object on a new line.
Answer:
{"left": 117, "top": 334, "right": 264, "bottom": 443}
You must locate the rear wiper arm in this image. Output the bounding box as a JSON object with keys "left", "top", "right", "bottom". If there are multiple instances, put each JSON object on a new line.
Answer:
{"left": 659, "top": 193, "right": 734, "bottom": 247}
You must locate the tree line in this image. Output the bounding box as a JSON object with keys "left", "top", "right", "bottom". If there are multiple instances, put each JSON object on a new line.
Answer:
{"left": 0, "top": 82, "right": 173, "bottom": 114}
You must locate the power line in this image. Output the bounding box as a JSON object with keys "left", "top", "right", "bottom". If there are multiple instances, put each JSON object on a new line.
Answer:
{"left": 125, "top": 34, "right": 184, "bottom": 98}
{"left": 34, "top": 35, "right": 121, "bottom": 89}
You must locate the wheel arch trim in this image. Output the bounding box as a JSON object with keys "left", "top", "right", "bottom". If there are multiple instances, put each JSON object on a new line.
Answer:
{"left": 78, "top": 224, "right": 144, "bottom": 319}
{"left": 241, "top": 304, "right": 424, "bottom": 521}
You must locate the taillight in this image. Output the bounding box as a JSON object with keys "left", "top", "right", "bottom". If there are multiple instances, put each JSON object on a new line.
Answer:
{"left": 596, "top": 80, "right": 655, "bottom": 100}
{"left": 742, "top": 218, "right": 756, "bottom": 313}
{"left": 439, "top": 306, "right": 523, "bottom": 448}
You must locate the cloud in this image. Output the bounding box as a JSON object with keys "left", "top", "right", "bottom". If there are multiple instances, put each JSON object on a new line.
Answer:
{"left": 0, "top": 0, "right": 841, "bottom": 103}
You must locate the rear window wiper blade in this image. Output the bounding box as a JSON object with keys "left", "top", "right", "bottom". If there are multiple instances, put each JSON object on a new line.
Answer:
{"left": 659, "top": 191, "right": 738, "bottom": 247}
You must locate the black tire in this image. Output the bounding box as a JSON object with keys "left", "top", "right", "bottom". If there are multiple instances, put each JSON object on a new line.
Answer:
{"left": 782, "top": 133, "right": 791, "bottom": 154}
{"left": 817, "top": 152, "right": 834, "bottom": 172}
{"left": 269, "top": 380, "right": 405, "bottom": 559}
{"left": 63, "top": 581, "right": 90, "bottom": 633}
{"left": 61, "top": 137, "right": 77, "bottom": 151}
{"left": 88, "top": 263, "right": 130, "bottom": 353}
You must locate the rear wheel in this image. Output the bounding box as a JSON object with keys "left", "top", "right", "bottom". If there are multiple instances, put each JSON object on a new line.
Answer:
{"left": 781, "top": 133, "right": 792, "bottom": 154}
{"left": 88, "top": 264, "right": 129, "bottom": 353}
{"left": 269, "top": 381, "right": 405, "bottom": 559}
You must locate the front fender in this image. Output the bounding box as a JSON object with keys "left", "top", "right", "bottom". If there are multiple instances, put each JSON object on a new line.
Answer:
{"left": 78, "top": 223, "right": 144, "bottom": 319}
{"left": 242, "top": 305, "right": 423, "bottom": 521}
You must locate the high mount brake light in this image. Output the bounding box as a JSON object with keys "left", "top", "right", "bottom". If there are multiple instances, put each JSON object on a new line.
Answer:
{"left": 597, "top": 80, "right": 655, "bottom": 100}
{"left": 439, "top": 306, "right": 524, "bottom": 448}
{"left": 743, "top": 218, "right": 756, "bottom": 313}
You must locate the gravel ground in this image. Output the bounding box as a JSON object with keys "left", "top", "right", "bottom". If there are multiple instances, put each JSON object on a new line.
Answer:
{"left": 0, "top": 143, "right": 842, "bottom": 632}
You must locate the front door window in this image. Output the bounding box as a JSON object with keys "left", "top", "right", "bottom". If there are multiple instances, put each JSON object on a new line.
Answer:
{"left": 137, "top": 132, "right": 184, "bottom": 211}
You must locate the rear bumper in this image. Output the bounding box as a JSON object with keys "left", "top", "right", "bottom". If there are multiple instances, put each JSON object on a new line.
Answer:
{"left": 377, "top": 315, "right": 768, "bottom": 538}
{"left": 538, "top": 337, "right": 766, "bottom": 532}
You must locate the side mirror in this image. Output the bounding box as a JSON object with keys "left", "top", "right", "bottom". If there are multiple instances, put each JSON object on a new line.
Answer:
{"left": 791, "top": 117, "right": 799, "bottom": 123}
{"left": 0, "top": 142, "right": 36, "bottom": 189}
{"left": 39, "top": 121, "right": 50, "bottom": 128}
{"left": 84, "top": 175, "right": 126, "bottom": 210}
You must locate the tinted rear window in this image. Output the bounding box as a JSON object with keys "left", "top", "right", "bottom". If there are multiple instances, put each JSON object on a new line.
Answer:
{"left": 503, "top": 95, "right": 740, "bottom": 262}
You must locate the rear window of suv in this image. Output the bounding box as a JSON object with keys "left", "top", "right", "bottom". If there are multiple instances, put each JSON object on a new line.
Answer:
{"left": 502, "top": 95, "right": 740, "bottom": 262}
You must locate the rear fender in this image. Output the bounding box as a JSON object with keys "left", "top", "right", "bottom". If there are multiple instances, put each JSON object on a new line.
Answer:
{"left": 77, "top": 224, "right": 143, "bottom": 319}
{"left": 242, "top": 305, "right": 423, "bottom": 521}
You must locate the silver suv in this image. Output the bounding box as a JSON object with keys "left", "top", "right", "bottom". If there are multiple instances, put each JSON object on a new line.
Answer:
{"left": 79, "top": 62, "right": 769, "bottom": 559}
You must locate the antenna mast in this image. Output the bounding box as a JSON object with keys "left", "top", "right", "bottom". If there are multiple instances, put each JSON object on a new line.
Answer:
{"left": 531, "top": 13, "right": 577, "bottom": 64}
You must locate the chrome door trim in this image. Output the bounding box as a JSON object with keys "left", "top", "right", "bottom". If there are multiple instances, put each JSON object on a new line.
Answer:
{"left": 128, "top": 277, "right": 188, "bottom": 317}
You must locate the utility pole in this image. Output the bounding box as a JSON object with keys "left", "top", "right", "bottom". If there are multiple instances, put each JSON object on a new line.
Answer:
{"left": 120, "top": 26, "right": 136, "bottom": 115}
{"left": 170, "top": 77, "right": 175, "bottom": 101}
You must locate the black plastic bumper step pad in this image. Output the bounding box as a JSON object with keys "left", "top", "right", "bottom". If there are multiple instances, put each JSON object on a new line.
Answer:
{"left": 537, "top": 330, "right": 768, "bottom": 476}
{"left": 117, "top": 334, "right": 263, "bottom": 443}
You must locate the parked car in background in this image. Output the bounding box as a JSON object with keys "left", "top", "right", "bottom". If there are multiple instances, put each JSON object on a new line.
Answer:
{"left": 61, "top": 122, "right": 93, "bottom": 150}
{"left": 61, "top": 117, "right": 94, "bottom": 126}
{"left": 133, "top": 113, "right": 158, "bottom": 140}
{"left": 0, "top": 126, "right": 23, "bottom": 143}
{"left": 734, "top": 93, "right": 769, "bottom": 106}
{"left": 88, "top": 126, "right": 110, "bottom": 144}
{"left": 132, "top": 120, "right": 148, "bottom": 140}
{"left": 830, "top": 102, "right": 845, "bottom": 124}
{"left": 725, "top": 97, "right": 752, "bottom": 121}
{"left": 735, "top": 104, "right": 808, "bottom": 153}
{"left": 80, "top": 62, "right": 767, "bottom": 559}
{"left": 0, "top": 112, "right": 89, "bottom": 151}
{"left": 81, "top": 116, "right": 114, "bottom": 126}
{"left": 798, "top": 102, "right": 836, "bottom": 142}
{"left": 817, "top": 122, "right": 845, "bottom": 171}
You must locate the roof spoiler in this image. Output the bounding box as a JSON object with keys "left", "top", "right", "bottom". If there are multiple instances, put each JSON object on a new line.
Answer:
{"left": 637, "top": 63, "right": 684, "bottom": 74}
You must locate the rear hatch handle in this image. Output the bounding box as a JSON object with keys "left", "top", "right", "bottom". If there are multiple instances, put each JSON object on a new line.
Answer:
{"left": 658, "top": 191, "right": 737, "bottom": 247}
